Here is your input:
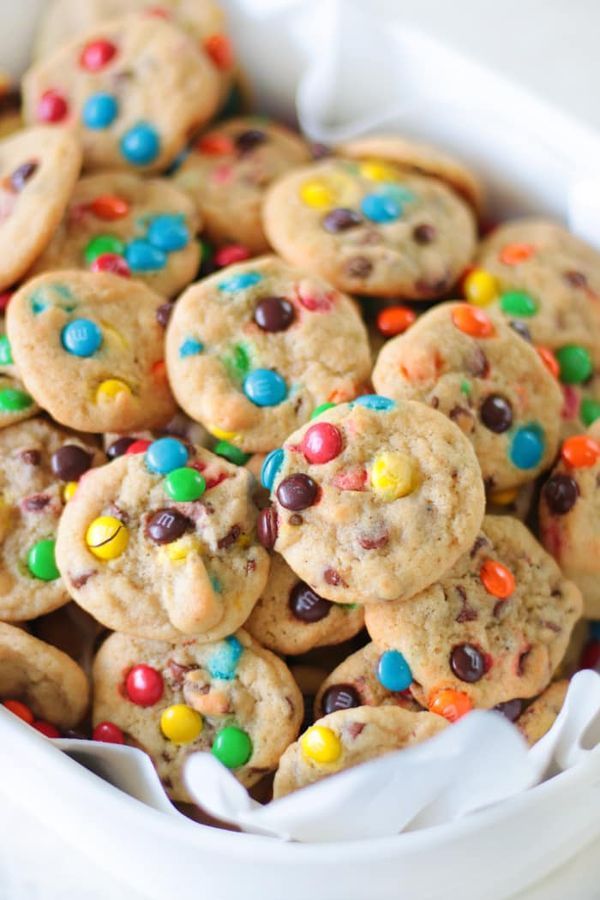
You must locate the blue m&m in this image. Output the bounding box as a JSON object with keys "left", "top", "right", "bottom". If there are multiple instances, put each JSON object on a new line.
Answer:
{"left": 361, "top": 190, "right": 403, "bottom": 224}
{"left": 61, "top": 319, "right": 102, "bottom": 357}
{"left": 120, "top": 122, "right": 160, "bottom": 165}
{"left": 145, "top": 437, "right": 189, "bottom": 474}
{"left": 179, "top": 338, "right": 204, "bottom": 358}
{"left": 125, "top": 239, "right": 167, "bottom": 272}
{"left": 377, "top": 650, "right": 412, "bottom": 691}
{"left": 82, "top": 92, "right": 118, "bottom": 129}
{"left": 207, "top": 635, "right": 243, "bottom": 680}
{"left": 243, "top": 369, "right": 287, "bottom": 407}
{"left": 261, "top": 448, "right": 284, "bottom": 490}
{"left": 147, "top": 215, "right": 190, "bottom": 252}
{"left": 352, "top": 394, "right": 396, "bottom": 411}
{"left": 217, "top": 272, "right": 263, "bottom": 292}
{"left": 509, "top": 424, "right": 545, "bottom": 470}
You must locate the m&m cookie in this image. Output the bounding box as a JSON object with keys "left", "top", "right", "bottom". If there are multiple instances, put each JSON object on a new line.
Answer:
{"left": 55, "top": 438, "right": 270, "bottom": 641}
{"left": 6, "top": 271, "right": 176, "bottom": 432}
{"left": 92, "top": 628, "right": 302, "bottom": 800}
{"left": 365, "top": 516, "right": 583, "bottom": 710}
{"left": 29, "top": 172, "right": 201, "bottom": 297}
{"left": 263, "top": 398, "right": 485, "bottom": 604}
{"left": 0, "top": 126, "right": 82, "bottom": 291}
{"left": 23, "top": 14, "right": 221, "bottom": 172}
{"left": 173, "top": 116, "right": 311, "bottom": 253}
{"left": 165, "top": 256, "right": 372, "bottom": 452}
{"left": 373, "top": 301, "right": 562, "bottom": 491}
{"left": 262, "top": 157, "right": 477, "bottom": 298}
{"left": 0, "top": 418, "right": 104, "bottom": 621}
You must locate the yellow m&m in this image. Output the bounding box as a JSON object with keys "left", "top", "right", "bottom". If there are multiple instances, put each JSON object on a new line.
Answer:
{"left": 300, "top": 725, "right": 342, "bottom": 764}
{"left": 160, "top": 704, "right": 203, "bottom": 744}
{"left": 489, "top": 487, "right": 518, "bottom": 506}
{"left": 208, "top": 423, "right": 238, "bottom": 442}
{"left": 95, "top": 379, "right": 131, "bottom": 402}
{"left": 299, "top": 180, "right": 336, "bottom": 209}
{"left": 370, "top": 452, "right": 418, "bottom": 501}
{"left": 85, "top": 516, "right": 129, "bottom": 560}
{"left": 63, "top": 481, "right": 78, "bottom": 502}
{"left": 463, "top": 269, "right": 498, "bottom": 307}
{"left": 358, "top": 159, "right": 399, "bottom": 182}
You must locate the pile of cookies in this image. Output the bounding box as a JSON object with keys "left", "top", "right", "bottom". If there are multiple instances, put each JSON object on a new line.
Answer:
{"left": 0, "top": 0, "right": 598, "bottom": 815}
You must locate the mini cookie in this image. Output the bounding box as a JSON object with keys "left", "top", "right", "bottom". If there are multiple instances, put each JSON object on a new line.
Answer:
{"left": 514, "top": 679, "right": 569, "bottom": 746}
{"left": 23, "top": 14, "right": 221, "bottom": 173}
{"left": 245, "top": 552, "right": 364, "bottom": 656}
{"left": 165, "top": 256, "right": 372, "bottom": 452}
{"left": 539, "top": 425, "right": 600, "bottom": 618}
{"left": 372, "top": 302, "right": 562, "bottom": 491}
{"left": 272, "top": 705, "right": 446, "bottom": 798}
{"left": 337, "top": 134, "right": 484, "bottom": 216}
{"left": 7, "top": 271, "right": 176, "bottom": 433}
{"left": 262, "top": 157, "right": 477, "bottom": 298}
{"left": 0, "top": 622, "right": 89, "bottom": 730}
{"left": 264, "top": 398, "right": 485, "bottom": 604}
{"left": 0, "top": 126, "right": 82, "bottom": 290}
{"left": 92, "top": 629, "right": 303, "bottom": 801}
{"left": 173, "top": 117, "right": 311, "bottom": 253}
{"left": 365, "top": 516, "right": 582, "bottom": 712}
{"left": 0, "top": 418, "right": 104, "bottom": 621}
{"left": 29, "top": 172, "right": 201, "bottom": 297}
{"left": 314, "top": 642, "right": 423, "bottom": 718}
{"left": 473, "top": 218, "right": 600, "bottom": 369}
{"left": 56, "top": 437, "right": 270, "bottom": 641}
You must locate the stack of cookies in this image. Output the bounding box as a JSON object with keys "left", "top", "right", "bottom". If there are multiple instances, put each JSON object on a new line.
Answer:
{"left": 0, "top": 0, "right": 597, "bottom": 813}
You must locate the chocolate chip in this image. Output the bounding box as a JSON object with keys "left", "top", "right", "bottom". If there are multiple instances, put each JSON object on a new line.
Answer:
{"left": 449, "top": 405, "right": 475, "bottom": 433}
{"left": 564, "top": 270, "right": 588, "bottom": 288}
{"left": 468, "top": 346, "right": 489, "bottom": 377}
{"left": 289, "top": 514, "right": 303, "bottom": 525}
{"left": 358, "top": 531, "right": 389, "bottom": 550}
{"left": 470, "top": 535, "right": 489, "bottom": 558}
{"left": 509, "top": 320, "right": 532, "bottom": 342}
{"left": 146, "top": 508, "right": 191, "bottom": 544}
{"left": 254, "top": 296, "right": 295, "bottom": 332}
{"left": 414, "top": 275, "right": 449, "bottom": 296}
{"left": 106, "top": 437, "right": 136, "bottom": 459}
{"left": 543, "top": 474, "right": 579, "bottom": 515}
{"left": 517, "top": 649, "right": 531, "bottom": 676}
{"left": 346, "top": 721, "right": 365, "bottom": 740}
{"left": 494, "top": 698, "right": 524, "bottom": 721}
{"left": 245, "top": 558, "right": 256, "bottom": 574}
{"left": 450, "top": 643, "right": 485, "bottom": 682}
{"left": 412, "top": 223, "right": 436, "bottom": 244}
{"left": 50, "top": 445, "right": 92, "bottom": 481}
{"left": 22, "top": 493, "right": 50, "bottom": 511}
{"left": 10, "top": 160, "right": 38, "bottom": 192}
{"left": 324, "top": 567, "right": 346, "bottom": 587}
{"left": 70, "top": 570, "right": 96, "bottom": 589}
{"left": 322, "top": 208, "right": 362, "bottom": 233}
{"left": 480, "top": 394, "right": 513, "bottom": 433}
{"left": 156, "top": 302, "right": 174, "bottom": 328}
{"left": 321, "top": 683, "right": 361, "bottom": 715}
{"left": 257, "top": 505, "right": 278, "bottom": 548}
{"left": 288, "top": 581, "right": 332, "bottom": 622}
{"left": 344, "top": 256, "right": 373, "bottom": 278}
{"left": 235, "top": 129, "right": 267, "bottom": 154}
{"left": 217, "top": 524, "right": 241, "bottom": 550}
{"left": 276, "top": 474, "right": 318, "bottom": 510}
{"left": 166, "top": 659, "right": 195, "bottom": 687}
{"left": 20, "top": 449, "right": 40, "bottom": 466}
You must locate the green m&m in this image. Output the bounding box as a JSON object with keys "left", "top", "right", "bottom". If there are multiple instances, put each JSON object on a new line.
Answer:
{"left": 0, "top": 335, "right": 13, "bottom": 366}
{"left": 310, "top": 402, "right": 336, "bottom": 420}
{"left": 499, "top": 290, "right": 538, "bottom": 317}
{"left": 0, "top": 387, "right": 33, "bottom": 412}
{"left": 163, "top": 467, "right": 206, "bottom": 502}
{"left": 555, "top": 345, "right": 593, "bottom": 385}
{"left": 212, "top": 440, "right": 250, "bottom": 466}
{"left": 211, "top": 725, "right": 252, "bottom": 768}
{"left": 581, "top": 397, "right": 600, "bottom": 427}
{"left": 27, "top": 539, "right": 60, "bottom": 581}
{"left": 84, "top": 234, "right": 125, "bottom": 265}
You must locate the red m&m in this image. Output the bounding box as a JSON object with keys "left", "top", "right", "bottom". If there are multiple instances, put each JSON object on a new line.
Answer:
{"left": 125, "top": 664, "right": 164, "bottom": 707}
{"left": 37, "top": 90, "right": 68, "bottom": 123}
{"left": 80, "top": 39, "right": 117, "bottom": 72}
{"left": 301, "top": 423, "right": 343, "bottom": 464}
{"left": 3, "top": 699, "right": 34, "bottom": 724}
{"left": 32, "top": 720, "right": 61, "bottom": 738}
{"left": 90, "top": 253, "right": 131, "bottom": 277}
{"left": 93, "top": 721, "right": 125, "bottom": 744}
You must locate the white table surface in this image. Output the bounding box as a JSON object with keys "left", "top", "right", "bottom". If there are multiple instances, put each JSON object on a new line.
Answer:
{"left": 2, "top": 1, "right": 600, "bottom": 897}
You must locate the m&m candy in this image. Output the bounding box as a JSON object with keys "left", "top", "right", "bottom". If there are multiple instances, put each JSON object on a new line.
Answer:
{"left": 82, "top": 92, "right": 118, "bottom": 129}
{"left": 509, "top": 425, "right": 545, "bottom": 470}
{"left": 61, "top": 319, "right": 102, "bottom": 357}
{"left": 561, "top": 434, "right": 600, "bottom": 468}
{"left": 86, "top": 516, "right": 129, "bottom": 560}
{"left": 261, "top": 448, "right": 284, "bottom": 491}
{"left": 145, "top": 437, "right": 188, "bottom": 475}
{"left": 376, "top": 305, "right": 416, "bottom": 336}
{"left": 120, "top": 122, "right": 161, "bottom": 166}
{"left": 377, "top": 650, "right": 412, "bottom": 691}
{"left": 370, "top": 452, "right": 417, "bottom": 501}
{"left": 147, "top": 214, "right": 190, "bottom": 252}
{"left": 3, "top": 699, "right": 34, "bottom": 724}
{"left": 27, "top": 539, "right": 59, "bottom": 581}
{"left": 93, "top": 721, "right": 125, "bottom": 744}
{"left": 243, "top": 368, "right": 287, "bottom": 407}
{"left": 555, "top": 345, "right": 593, "bottom": 385}
{"left": 480, "top": 559, "right": 515, "bottom": 599}
{"left": 164, "top": 466, "right": 205, "bottom": 502}
{"left": 451, "top": 304, "right": 495, "bottom": 338}
{"left": 160, "top": 704, "right": 202, "bottom": 743}
{"left": 428, "top": 688, "right": 473, "bottom": 722}
{"left": 301, "top": 423, "right": 343, "bottom": 465}
{"left": 499, "top": 290, "right": 538, "bottom": 317}
{"left": 80, "top": 39, "right": 117, "bottom": 71}
{"left": 84, "top": 234, "right": 125, "bottom": 265}
{"left": 463, "top": 269, "right": 498, "bottom": 307}
{"left": 300, "top": 725, "right": 341, "bottom": 764}
{"left": 212, "top": 725, "right": 252, "bottom": 768}
{"left": 125, "top": 240, "right": 166, "bottom": 272}
{"left": 125, "top": 665, "right": 164, "bottom": 707}
{"left": 95, "top": 379, "right": 131, "bottom": 402}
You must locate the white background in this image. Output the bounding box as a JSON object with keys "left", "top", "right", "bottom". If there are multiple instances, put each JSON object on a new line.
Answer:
{"left": 1, "top": 0, "right": 600, "bottom": 897}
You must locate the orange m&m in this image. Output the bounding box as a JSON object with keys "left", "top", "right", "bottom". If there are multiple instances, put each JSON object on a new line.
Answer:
{"left": 90, "top": 195, "right": 129, "bottom": 220}
{"left": 451, "top": 304, "right": 495, "bottom": 338}
{"left": 376, "top": 306, "right": 417, "bottom": 337}
{"left": 196, "top": 133, "right": 235, "bottom": 156}
{"left": 499, "top": 243, "right": 535, "bottom": 266}
{"left": 536, "top": 346, "right": 559, "bottom": 379}
{"left": 480, "top": 559, "right": 515, "bottom": 599}
{"left": 204, "top": 34, "right": 234, "bottom": 70}
{"left": 428, "top": 688, "right": 473, "bottom": 722}
{"left": 561, "top": 434, "right": 600, "bottom": 469}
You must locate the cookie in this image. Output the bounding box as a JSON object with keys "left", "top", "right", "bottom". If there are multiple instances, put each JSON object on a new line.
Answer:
{"left": 0, "top": 418, "right": 104, "bottom": 621}
{"left": 0, "top": 126, "right": 82, "bottom": 290}
{"left": 473, "top": 218, "right": 600, "bottom": 369}
{"left": 514, "top": 679, "right": 569, "bottom": 746}
{"left": 165, "top": 255, "right": 372, "bottom": 452}
{"left": 55, "top": 437, "right": 270, "bottom": 641}
{"left": 92, "top": 629, "right": 303, "bottom": 801}
{"left": 372, "top": 302, "right": 562, "bottom": 491}
{"left": 29, "top": 172, "right": 201, "bottom": 298}
{"left": 272, "top": 705, "right": 447, "bottom": 798}
{"left": 173, "top": 116, "right": 311, "bottom": 253}
{"left": 263, "top": 397, "right": 485, "bottom": 605}
{"left": 336, "top": 134, "right": 484, "bottom": 216}
{"left": 6, "top": 271, "right": 177, "bottom": 433}
{"left": 365, "top": 516, "right": 582, "bottom": 712}
{"left": 0, "top": 621, "right": 89, "bottom": 729}
{"left": 539, "top": 425, "right": 600, "bottom": 618}
{"left": 314, "top": 642, "right": 424, "bottom": 718}
{"left": 262, "top": 157, "right": 477, "bottom": 298}
{"left": 23, "top": 14, "right": 221, "bottom": 173}
{"left": 33, "top": 0, "right": 234, "bottom": 102}
{"left": 245, "top": 552, "right": 364, "bottom": 656}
